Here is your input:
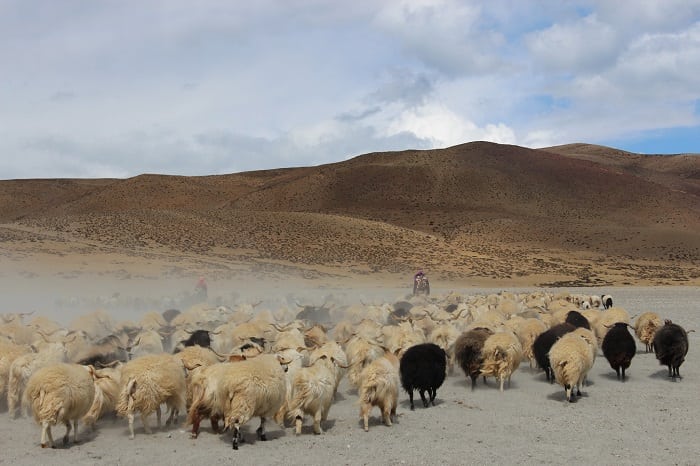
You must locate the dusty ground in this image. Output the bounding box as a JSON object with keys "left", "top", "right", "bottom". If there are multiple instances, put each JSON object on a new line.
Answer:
{"left": 1, "top": 284, "right": 698, "bottom": 466}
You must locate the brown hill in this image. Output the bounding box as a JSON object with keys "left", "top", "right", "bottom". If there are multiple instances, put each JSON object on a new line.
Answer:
{"left": 1, "top": 141, "right": 699, "bottom": 286}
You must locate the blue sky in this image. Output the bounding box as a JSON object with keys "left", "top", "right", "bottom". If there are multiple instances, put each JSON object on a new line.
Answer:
{"left": 1, "top": 0, "right": 699, "bottom": 179}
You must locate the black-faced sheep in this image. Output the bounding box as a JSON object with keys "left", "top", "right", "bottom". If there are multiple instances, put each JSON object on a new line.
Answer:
{"left": 399, "top": 343, "right": 446, "bottom": 410}
{"left": 23, "top": 363, "right": 97, "bottom": 448}
{"left": 532, "top": 323, "right": 576, "bottom": 383}
{"left": 454, "top": 327, "right": 494, "bottom": 389}
{"left": 602, "top": 294, "right": 613, "bottom": 310}
{"left": 601, "top": 322, "right": 637, "bottom": 381}
{"left": 653, "top": 320, "right": 690, "bottom": 380}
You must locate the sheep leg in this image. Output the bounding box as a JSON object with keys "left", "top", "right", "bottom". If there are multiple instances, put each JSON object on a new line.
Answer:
{"left": 295, "top": 415, "right": 303, "bottom": 435}
{"left": 155, "top": 406, "right": 162, "bottom": 429}
{"left": 313, "top": 410, "right": 323, "bottom": 435}
{"left": 408, "top": 390, "right": 415, "bottom": 410}
{"left": 127, "top": 412, "right": 135, "bottom": 439}
{"left": 429, "top": 388, "right": 437, "bottom": 406}
{"left": 621, "top": 367, "right": 626, "bottom": 382}
{"left": 419, "top": 389, "right": 429, "bottom": 408}
{"left": 41, "top": 421, "right": 53, "bottom": 448}
{"left": 190, "top": 411, "right": 202, "bottom": 439}
{"left": 232, "top": 424, "right": 241, "bottom": 450}
{"left": 382, "top": 402, "right": 393, "bottom": 427}
{"left": 63, "top": 420, "right": 71, "bottom": 446}
{"left": 499, "top": 377, "right": 504, "bottom": 393}
{"left": 165, "top": 405, "right": 177, "bottom": 426}
{"left": 565, "top": 384, "right": 574, "bottom": 403}
{"left": 211, "top": 414, "right": 221, "bottom": 434}
{"left": 470, "top": 375, "right": 477, "bottom": 391}
{"left": 142, "top": 412, "right": 152, "bottom": 434}
{"left": 360, "top": 403, "right": 371, "bottom": 432}
{"left": 256, "top": 417, "right": 267, "bottom": 441}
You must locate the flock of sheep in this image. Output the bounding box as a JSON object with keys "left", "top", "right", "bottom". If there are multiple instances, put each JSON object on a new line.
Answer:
{"left": 0, "top": 289, "right": 691, "bottom": 450}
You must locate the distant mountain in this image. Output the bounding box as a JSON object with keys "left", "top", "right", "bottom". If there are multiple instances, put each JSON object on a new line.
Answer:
{"left": 2, "top": 142, "right": 698, "bottom": 285}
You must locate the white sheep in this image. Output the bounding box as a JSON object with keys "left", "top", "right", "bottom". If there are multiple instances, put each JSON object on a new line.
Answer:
{"left": 23, "top": 363, "right": 97, "bottom": 448}
{"left": 344, "top": 335, "right": 385, "bottom": 390}
{"left": 220, "top": 354, "right": 289, "bottom": 449}
{"left": 358, "top": 351, "right": 400, "bottom": 432}
{"left": 513, "top": 318, "right": 548, "bottom": 369}
{"left": 594, "top": 307, "right": 631, "bottom": 347}
{"left": 549, "top": 330, "right": 596, "bottom": 402}
{"left": 127, "top": 329, "right": 165, "bottom": 359}
{"left": 82, "top": 365, "right": 122, "bottom": 429}
{"left": 116, "top": 353, "right": 187, "bottom": 439}
{"left": 284, "top": 354, "right": 341, "bottom": 435}
{"left": 479, "top": 331, "right": 523, "bottom": 392}
{"left": 0, "top": 341, "right": 30, "bottom": 405}
{"left": 7, "top": 339, "right": 71, "bottom": 417}
{"left": 634, "top": 311, "right": 663, "bottom": 353}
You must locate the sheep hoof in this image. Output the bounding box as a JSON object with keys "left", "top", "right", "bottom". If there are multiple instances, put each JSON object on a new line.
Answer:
{"left": 41, "top": 444, "right": 47, "bottom": 449}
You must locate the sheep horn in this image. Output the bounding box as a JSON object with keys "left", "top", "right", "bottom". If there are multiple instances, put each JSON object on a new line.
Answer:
{"left": 270, "top": 323, "right": 290, "bottom": 332}
{"left": 331, "top": 357, "right": 351, "bottom": 369}
{"left": 208, "top": 347, "right": 231, "bottom": 361}
{"left": 210, "top": 330, "right": 222, "bottom": 335}
{"left": 451, "top": 308, "right": 469, "bottom": 320}
{"left": 96, "top": 360, "right": 121, "bottom": 369}
{"left": 182, "top": 361, "right": 203, "bottom": 371}
{"left": 277, "top": 354, "right": 293, "bottom": 365}
{"left": 340, "top": 333, "right": 358, "bottom": 345}
{"left": 37, "top": 330, "right": 53, "bottom": 343}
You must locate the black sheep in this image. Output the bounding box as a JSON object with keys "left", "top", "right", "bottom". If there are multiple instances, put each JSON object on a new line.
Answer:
{"left": 532, "top": 323, "right": 576, "bottom": 383}
{"left": 653, "top": 320, "right": 689, "bottom": 380}
{"left": 602, "top": 322, "right": 637, "bottom": 381}
{"left": 565, "top": 310, "right": 591, "bottom": 330}
{"left": 399, "top": 343, "right": 447, "bottom": 410}
{"left": 173, "top": 329, "right": 212, "bottom": 353}
{"left": 454, "top": 327, "right": 494, "bottom": 390}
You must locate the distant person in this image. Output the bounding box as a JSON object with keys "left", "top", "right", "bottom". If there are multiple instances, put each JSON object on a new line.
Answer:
{"left": 413, "top": 270, "right": 429, "bottom": 296}
{"left": 194, "top": 276, "right": 208, "bottom": 300}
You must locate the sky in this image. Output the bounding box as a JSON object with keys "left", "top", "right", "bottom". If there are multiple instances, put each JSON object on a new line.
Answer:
{"left": 1, "top": 0, "right": 699, "bottom": 179}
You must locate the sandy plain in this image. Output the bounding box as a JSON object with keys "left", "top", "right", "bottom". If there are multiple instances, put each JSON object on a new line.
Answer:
{"left": 0, "top": 278, "right": 698, "bottom": 466}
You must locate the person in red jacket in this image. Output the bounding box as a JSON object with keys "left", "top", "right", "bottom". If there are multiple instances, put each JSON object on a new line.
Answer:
{"left": 194, "top": 276, "right": 208, "bottom": 299}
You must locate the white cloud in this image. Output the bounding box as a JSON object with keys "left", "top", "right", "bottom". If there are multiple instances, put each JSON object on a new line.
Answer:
{"left": 525, "top": 14, "right": 620, "bottom": 72}
{"left": 384, "top": 102, "right": 516, "bottom": 148}
{"left": 1, "top": 1, "right": 699, "bottom": 179}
